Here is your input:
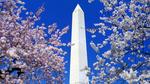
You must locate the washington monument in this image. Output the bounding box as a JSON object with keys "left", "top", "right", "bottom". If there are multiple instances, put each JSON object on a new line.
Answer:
{"left": 70, "top": 4, "right": 89, "bottom": 84}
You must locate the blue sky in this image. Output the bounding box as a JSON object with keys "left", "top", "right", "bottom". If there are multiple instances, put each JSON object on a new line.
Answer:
{"left": 24, "top": 0, "right": 102, "bottom": 83}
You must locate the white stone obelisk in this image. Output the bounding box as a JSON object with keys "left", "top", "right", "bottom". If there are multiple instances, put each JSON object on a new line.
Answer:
{"left": 70, "top": 4, "right": 89, "bottom": 84}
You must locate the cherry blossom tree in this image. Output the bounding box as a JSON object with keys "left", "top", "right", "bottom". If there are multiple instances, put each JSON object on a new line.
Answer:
{"left": 87, "top": 0, "right": 150, "bottom": 83}
{"left": 0, "top": 0, "right": 68, "bottom": 83}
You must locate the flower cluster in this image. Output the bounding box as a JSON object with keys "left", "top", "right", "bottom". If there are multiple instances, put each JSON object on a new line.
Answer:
{"left": 88, "top": 0, "right": 150, "bottom": 83}
{"left": 0, "top": 0, "right": 68, "bottom": 83}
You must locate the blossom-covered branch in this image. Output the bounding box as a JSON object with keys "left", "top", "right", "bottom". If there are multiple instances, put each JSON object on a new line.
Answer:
{"left": 0, "top": 0, "right": 68, "bottom": 83}
{"left": 88, "top": 0, "right": 150, "bottom": 83}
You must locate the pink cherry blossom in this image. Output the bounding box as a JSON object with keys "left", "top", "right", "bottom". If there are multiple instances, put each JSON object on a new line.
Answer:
{"left": 0, "top": 0, "right": 68, "bottom": 83}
